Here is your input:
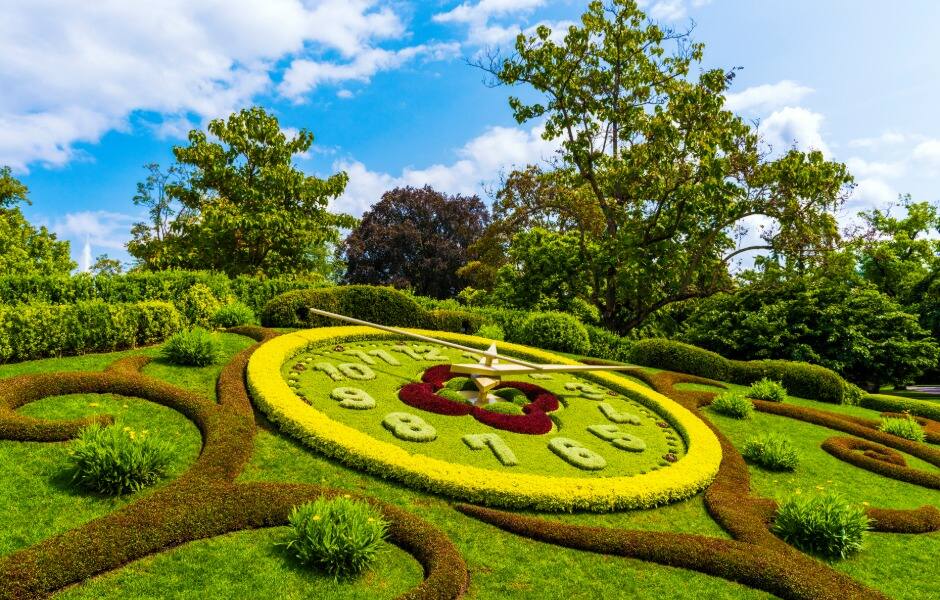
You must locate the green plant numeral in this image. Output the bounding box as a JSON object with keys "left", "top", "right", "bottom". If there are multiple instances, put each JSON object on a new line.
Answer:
{"left": 337, "top": 363, "right": 376, "bottom": 380}
{"left": 598, "top": 403, "right": 642, "bottom": 425}
{"left": 529, "top": 373, "right": 553, "bottom": 380}
{"left": 548, "top": 437, "right": 607, "bottom": 470}
{"left": 587, "top": 424, "right": 647, "bottom": 452}
{"left": 393, "top": 345, "right": 425, "bottom": 360}
{"left": 423, "top": 347, "right": 447, "bottom": 361}
{"left": 343, "top": 349, "right": 376, "bottom": 365}
{"left": 314, "top": 362, "right": 344, "bottom": 381}
{"left": 330, "top": 387, "right": 376, "bottom": 410}
{"left": 462, "top": 433, "right": 518, "bottom": 466}
{"left": 462, "top": 351, "right": 481, "bottom": 360}
{"left": 565, "top": 382, "right": 605, "bottom": 399}
{"left": 368, "top": 349, "right": 400, "bottom": 366}
{"left": 382, "top": 412, "right": 437, "bottom": 442}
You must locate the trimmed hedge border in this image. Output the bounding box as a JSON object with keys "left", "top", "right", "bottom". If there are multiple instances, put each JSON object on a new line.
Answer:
{"left": 821, "top": 437, "right": 940, "bottom": 490}
{"left": 248, "top": 327, "right": 722, "bottom": 512}
{"left": 628, "top": 339, "right": 854, "bottom": 404}
{"left": 861, "top": 393, "right": 940, "bottom": 422}
{"left": 0, "top": 327, "right": 468, "bottom": 600}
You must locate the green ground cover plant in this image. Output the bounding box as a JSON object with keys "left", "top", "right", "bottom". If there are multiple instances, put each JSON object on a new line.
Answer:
{"left": 878, "top": 414, "right": 926, "bottom": 442}
{"left": 67, "top": 422, "right": 175, "bottom": 495}
{"left": 161, "top": 327, "right": 222, "bottom": 366}
{"left": 283, "top": 496, "right": 389, "bottom": 578}
{"left": 771, "top": 492, "right": 870, "bottom": 559}
{"left": 746, "top": 379, "right": 787, "bottom": 402}
{"left": 741, "top": 433, "right": 799, "bottom": 471}
{"left": 210, "top": 302, "right": 256, "bottom": 328}
{"left": 709, "top": 390, "right": 754, "bottom": 419}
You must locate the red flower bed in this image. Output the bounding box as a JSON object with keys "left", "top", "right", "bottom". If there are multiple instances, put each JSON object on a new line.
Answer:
{"left": 399, "top": 364, "right": 559, "bottom": 435}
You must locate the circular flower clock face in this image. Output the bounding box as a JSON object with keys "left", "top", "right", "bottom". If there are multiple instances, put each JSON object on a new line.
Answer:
{"left": 248, "top": 327, "right": 721, "bottom": 511}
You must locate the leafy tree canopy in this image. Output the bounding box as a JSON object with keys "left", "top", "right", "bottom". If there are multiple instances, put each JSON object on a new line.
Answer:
{"left": 342, "top": 186, "right": 489, "bottom": 298}
{"left": 0, "top": 166, "right": 75, "bottom": 276}
{"left": 128, "top": 107, "right": 354, "bottom": 278}
{"left": 477, "top": 0, "right": 853, "bottom": 333}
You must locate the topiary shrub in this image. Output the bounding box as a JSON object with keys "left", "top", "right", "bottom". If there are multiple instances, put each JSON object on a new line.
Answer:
{"left": 261, "top": 285, "right": 427, "bottom": 329}
{"left": 427, "top": 309, "right": 485, "bottom": 334}
{"left": 862, "top": 393, "right": 940, "bottom": 422}
{"left": 283, "top": 496, "right": 388, "bottom": 578}
{"left": 178, "top": 283, "right": 222, "bottom": 327}
{"left": 772, "top": 492, "right": 870, "bottom": 558}
{"left": 482, "top": 401, "right": 525, "bottom": 416}
{"left": 443, "top": 377, "right": 474, "bottom": 391}
{"left": 161, "top": 327, "right": 222, "bottom": 366}
{"left": 436, "top": 388, "right": 471, "bottom": 404}
{"left": 67, "top": 423, "right": 174, "bottom": 495}
{"left": 741, "top": 433, "right": 799, "bottom": 471}
{"left": 516, "top": 311, "right": 590, "bottom": 355}
{"left": 746, "top": 378, "right": 787, "bottom": 402}
{"left": 493, "top": 387, "right": 528, "bottom": 405}
{"left": 475, "top": 323, "right": 505, "bottom": 341}
{"left": 709, "top": 390, "right": 753, "bottom": 419}
{"left": 878, "top": 414, "right": 926, "bottom": 442}
{"left": 211, "top": 301, "right": 256, "bottom": 329}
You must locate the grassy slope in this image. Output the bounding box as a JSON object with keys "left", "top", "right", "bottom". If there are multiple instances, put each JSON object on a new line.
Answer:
{"left": 0, "top": 336, "right": 935, "bottom": 598}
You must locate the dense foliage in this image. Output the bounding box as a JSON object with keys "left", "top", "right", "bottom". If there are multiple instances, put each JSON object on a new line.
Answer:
{"left": 161, "top": 327, "right": 223, "bottom": 366}
{"left": 741, "top": 433, "right": 799, "bottom": 471}
{"left": 342, "top": 186, "right": 489, "bottom": 298}
{"left": 67, "top": 423, "right": 175, "bottom": 495}
{"left": 772, "top": 492, "right": 870, "bottom": 559}
{"left": 709, "top": 391, "right": 753, "bottom": 419}
{"left": 283, "top": 497, "right": 388, "bottom": 578}
{"left": 0, "top": 167, "right": 75, "bottom": 276}
{"left": 475, "top": 0, "right": 853, "bottom": 334}
{"left": 128, "top": 107, "right": 354, "bottom": 277}
{"left": 681, "top": 278, "right": 939, "bottom": 389}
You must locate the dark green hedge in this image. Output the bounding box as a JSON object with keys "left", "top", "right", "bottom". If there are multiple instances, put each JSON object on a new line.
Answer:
{"left": 628, "top": 338, "right": 855, "bottom": 404}
{"left": 0, "top": 271, "right": 318, "bottom": 315}
{"left": 0, "top": 300, "right": 181, "bottom": 363}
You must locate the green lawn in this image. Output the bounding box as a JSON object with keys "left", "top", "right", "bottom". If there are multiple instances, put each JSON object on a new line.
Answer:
{"left": 1, "top": 333, "right": 936, "bottom": 599}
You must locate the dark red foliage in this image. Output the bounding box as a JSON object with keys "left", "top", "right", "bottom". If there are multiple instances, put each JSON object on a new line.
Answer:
{"left": 401, "top": 364, "right": 559, "bottom": 435}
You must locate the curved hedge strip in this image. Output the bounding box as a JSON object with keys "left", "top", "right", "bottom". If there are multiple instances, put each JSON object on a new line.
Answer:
{"left": 0, "top": 329, "right": 468, "bottom": 600}
{"left": 628, "top": 339, "right": 858, "bottom": 404}
{"left": 821, "top": 437, "right": 940, "bottom": 490}
{"left": 248, "top": 327, "right": 722, "bottom": 512}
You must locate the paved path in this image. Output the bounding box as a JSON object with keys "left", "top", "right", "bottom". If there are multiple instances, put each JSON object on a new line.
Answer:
{"left": 908, "top": 386, "right": 940, "bottom": 395}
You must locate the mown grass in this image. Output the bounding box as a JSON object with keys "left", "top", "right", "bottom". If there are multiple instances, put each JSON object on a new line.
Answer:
{"left": 0, "top": 335, "right": 936, "bottom": 599}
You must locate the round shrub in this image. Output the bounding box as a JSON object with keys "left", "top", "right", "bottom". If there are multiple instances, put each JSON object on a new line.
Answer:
{"left": 437, "top": 388, "right": 471, "bottom": 404}
{"left": 568, "top": 297, "right": 601, "bottom": 325}
{"left": 161, "top": 327, "right": 223, "bottom": 366}
{"left": 67, "top": 423, "right": 174, "bottom": 495}
{"left": 878, "top": 414, "right": 926, "bottom": 442}
{"left": 493, "top": 387, "right": 528, "bottom": 405}
{"left": 709, "top": 390, "right": 753, "bottom": 419}
{"left": 517, "top": 312, "right": 590, "bottom": 355}
{"left": 444, "top": 377, "right": 474, "bottom": 391}
{"left": 482, "top": 401, "right": 525, "bottom": 416}
{"left": 210, "top": 301, "right": 256, "bottom": 329}
{"left": 746, "top": 378, "right": 787, "bottom": 402}
{"left": 772, "top": 492, "right": 870, "bottom": 558}
{"left": 178, "top": 283, "right": 222, "bottom": 327}
{"left": 475, "top": 323, "right": 505, "bottom": 341}
{"left": 283, "top": 496, "right": 388, "bottom": 578}
{"left": 741, "top": 433, "right": 799, "bottom": 471}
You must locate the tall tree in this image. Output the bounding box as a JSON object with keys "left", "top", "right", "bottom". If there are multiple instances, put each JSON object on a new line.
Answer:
{"left": 479, "top": 0, "right": 853, "bottom": 333}
{"left": 0, "top": 166, "right": 75, "bottom": 276}
{"left": 342, "top": 186, "right": 489, "bottom": 298}
{"left": 127, "top": 107, "right": 354, "bottom": 277}
{"left": 126, "top": 163, "right": 189, "bottom": 271}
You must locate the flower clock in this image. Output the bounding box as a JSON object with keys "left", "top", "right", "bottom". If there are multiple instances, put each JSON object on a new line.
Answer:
{"left": 248, "top": 314, "right": 721, "bottom": 512}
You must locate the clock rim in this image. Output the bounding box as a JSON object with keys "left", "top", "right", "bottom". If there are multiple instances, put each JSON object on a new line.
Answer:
{"left": 247, "top": 326, "right": 722, "bottom": 512}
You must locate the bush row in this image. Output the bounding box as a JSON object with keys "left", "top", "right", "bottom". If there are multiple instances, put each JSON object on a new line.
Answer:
{"left": 0, "top": 301, "right": 181, "bottom": 363}
{"left": 0, "top": 271, "right": 319, "bottom": 315}
{"left": 628, "top": 338, "right": 858, "bottom": 404}
{"left": 860, "top": 393, "right": 940, "bottom": 422}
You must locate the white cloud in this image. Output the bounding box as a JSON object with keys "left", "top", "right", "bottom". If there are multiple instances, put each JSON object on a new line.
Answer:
{"left": 912, "top": 139, "right": 940, "bottom": 173}
{"left": 331, "top": 122, "right": 559, "bottom": 216}
{"left": 337, "top": 89, "right": 355, "bottom": 99}
{"left": 847, "top": 131, "right": 910, "bottom": 149}
{"left": 725, "top": 80, "right": 813, "bottom": 114}
{"left": 279, "top": 42, "right": 460, "bottom": 98}
{"left": 434, "top": 0, "right": 545, "bottom": 25}
{"left": 52, "top": 210, "right": 137, "bottom": 251}
{"left": 846, "top": 177, "right": 897, "bottom": 211}
{"left": 0, "top": 0, "right": 436, "bottom": 171}
{"left": 433, "top": 0, "right": 567, "bottom": 47}
{"left": 759, "top": 107, "right": 830, "bottom": 155}
{"left": 637, "top": 0, "right": 710, "bottom": 21}
{"left": 844, "top": 157, "right": 905, "bottom": 179}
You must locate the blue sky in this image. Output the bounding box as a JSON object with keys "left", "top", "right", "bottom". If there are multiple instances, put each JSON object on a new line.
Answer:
{"left": 3, "top": 0, "right": 939, "bottom": 269}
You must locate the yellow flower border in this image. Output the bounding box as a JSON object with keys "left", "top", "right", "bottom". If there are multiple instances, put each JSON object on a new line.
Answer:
{"left": 248, "top": 327, "right": 722, "bottom": 512}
